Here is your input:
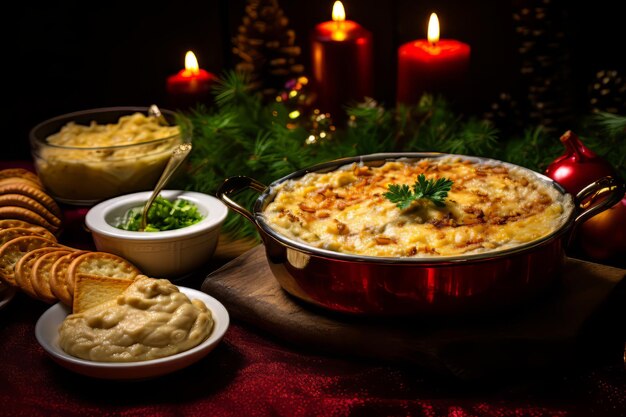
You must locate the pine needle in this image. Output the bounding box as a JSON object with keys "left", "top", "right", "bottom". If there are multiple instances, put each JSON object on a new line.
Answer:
{"left": 594, "top": 111, "right": 626, "bottom": 136}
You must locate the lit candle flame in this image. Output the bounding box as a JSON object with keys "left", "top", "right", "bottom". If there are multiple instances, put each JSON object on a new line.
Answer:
{"left": 331, "top": 1, "right": 347, "bottom": 40}
{"left": 332, "top": 1, "right": 346, "bottom": 22}
{"left": 184, "top": 51, "right": 200, "bottom": 75}
{"left": 427, "top": 13, "right": 440, "bottom": 44}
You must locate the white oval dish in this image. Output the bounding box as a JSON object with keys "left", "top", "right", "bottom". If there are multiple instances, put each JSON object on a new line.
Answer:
{"left": 85, "top": 190, "right": 228, "bottom": 278}
{"left": 35, "top": 287, "right": 229, "bottom": 379}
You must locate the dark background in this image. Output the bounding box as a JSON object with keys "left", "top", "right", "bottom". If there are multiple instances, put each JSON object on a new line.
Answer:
{"left": 10, "top": 0, "right": 625, "bottom": 160}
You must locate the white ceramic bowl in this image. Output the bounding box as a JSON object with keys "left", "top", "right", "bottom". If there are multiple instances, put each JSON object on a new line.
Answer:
{"left": 85, "top": 190, "right": 228, "bottom": 278}
{"left": 35, "top": 287, "right": 229, "bottom": 380}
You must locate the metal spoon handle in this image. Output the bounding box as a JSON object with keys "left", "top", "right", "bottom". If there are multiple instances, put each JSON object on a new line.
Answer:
{"left": 139, "top": 142, "right": 193, "bottom": 231}
{"left": 148, "top": 104, "right": 169, "bottom": 126}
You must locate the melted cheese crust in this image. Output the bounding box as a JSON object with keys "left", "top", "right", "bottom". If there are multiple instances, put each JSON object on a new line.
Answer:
{"left": 263, "top": 157, "right": 572, "bottom": 257}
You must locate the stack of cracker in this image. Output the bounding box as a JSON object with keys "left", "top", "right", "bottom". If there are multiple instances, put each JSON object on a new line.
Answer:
{"left": 0, "top": 168, "right": 62, "bottom": 235}
{"left": 0, "top": 229, "right": 141, "bottom": 306}
{"left": 0, "top": 168, "right": 142, "bottom": 307}
{"left": 0, "top": 228, "right": 141, "bottom": 307}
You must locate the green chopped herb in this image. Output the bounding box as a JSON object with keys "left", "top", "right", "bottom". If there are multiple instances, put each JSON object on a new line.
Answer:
{"left": 384, "top": 174, "right": 453, "bottom": 209}
{"left": 117, "top": 196, "right": 203, "bottom": 232}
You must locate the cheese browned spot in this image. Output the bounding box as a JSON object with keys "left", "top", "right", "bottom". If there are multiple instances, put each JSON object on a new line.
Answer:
{"left": 263, "top": 157, "right": 573, "bottom": 257}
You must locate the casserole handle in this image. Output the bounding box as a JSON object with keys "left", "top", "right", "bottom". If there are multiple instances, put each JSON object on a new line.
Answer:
{"left": 217, "top": 176, "right": 267, "bottom": 224}
{"left": 569, "top": 176, "right": 625, "bottom": 244}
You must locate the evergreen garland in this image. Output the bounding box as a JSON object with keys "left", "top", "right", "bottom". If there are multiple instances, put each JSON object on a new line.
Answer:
{"left": 176, "top": 72, "right": 626, "bottom": 241}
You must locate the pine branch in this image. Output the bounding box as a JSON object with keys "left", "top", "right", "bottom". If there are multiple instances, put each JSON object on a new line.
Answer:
{"left": 213, "top": 71, "right": 255, "bottom": 110}
{"left": 447, "top": 119, "right": 499, "bottom": 157}
{"left": 585, "top": 112, "right": 626, "bottom": 179}
{"left": 502, "top": 126, "right": 562, "bottom": 173}
{"left": 594, "top": 111, "right": 626, "bottom": 136}
{"left": 345, "top": 98, "right": 395, "bottom": 155}
{"left": 398, "top": 94, "right": 498, "bottom": 157}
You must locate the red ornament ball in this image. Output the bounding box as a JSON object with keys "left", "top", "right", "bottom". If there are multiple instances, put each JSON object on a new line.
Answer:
{"left": 545, "top": 130, "right": 626, "bottom": 261}
{"left": 544, "top": 130, "right": 617, "bottom": 195}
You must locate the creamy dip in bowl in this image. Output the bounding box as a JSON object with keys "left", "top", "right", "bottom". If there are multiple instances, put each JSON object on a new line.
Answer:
{"left": 35, "top": 284, "right": 229, "bottom": 379}
{"left": 58, "top": 276, "right": 213, "bottom": 362}
{"left": 30, "top": 107, "right": 190, "bottom": 205}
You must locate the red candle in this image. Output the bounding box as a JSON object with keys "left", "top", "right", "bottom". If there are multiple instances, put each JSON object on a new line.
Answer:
{"left": 397, "top": 13, "right": 470, "bottom": 106}
{"left": 311, "top": 1, "right": 373, "bottom": 120}
{"left": 166, "top": 51, "right": 217, "bottom": 109}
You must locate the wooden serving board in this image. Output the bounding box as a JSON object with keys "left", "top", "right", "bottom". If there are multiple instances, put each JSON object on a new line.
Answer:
{"left": 201, "top": 246, "right": 626, "bottom": 380}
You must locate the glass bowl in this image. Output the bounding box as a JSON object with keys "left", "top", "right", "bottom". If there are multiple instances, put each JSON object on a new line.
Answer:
{"left": 29, "top": 106, "right": 191, "bottom": 206}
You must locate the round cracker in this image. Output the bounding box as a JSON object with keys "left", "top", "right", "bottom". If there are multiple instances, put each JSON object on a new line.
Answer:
{"left": 0, "top": 227, "right": 56, "bottom": 246}
{"left": 67, "top": 252, "right": 141, "bottom": 295}
{"left": 0, "top": 236, "right": 62, "bottom": 286}
{"left": 31, "top": 249, "right": 72, "bottom": 303}
{"left": 0, "top": 207, "right": 59, "bottom": 234}
{"left": 0, "top": 168, "right": 43, "bottom": 187}
{"left": 0, "top": 194, "right": 61, "bottom": 227}
{"left": 0, "top": 177, "right": 43, "bottom": 191}
{"left": 50, "top": 250, "right": 89, "bottom": 307}
{"left": 0, "top": 183, "right": 61, "bottom": 218}
{"left": 14, "top": 247, "right": 64, "bottom": 299}
{"left": 0, "top": 219, "right": 39, "bottom": 230}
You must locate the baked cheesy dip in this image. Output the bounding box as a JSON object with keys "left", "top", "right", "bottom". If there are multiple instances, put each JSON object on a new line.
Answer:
{"left": 263, "top": 157, "right": 573, "bottom": 257}
{"left": 59, "top": 277, "right": 213, "bottom": 362}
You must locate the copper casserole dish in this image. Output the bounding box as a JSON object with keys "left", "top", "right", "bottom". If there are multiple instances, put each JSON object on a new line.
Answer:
{"left": 217, "top": 153, "right": 624, "bottom": 316}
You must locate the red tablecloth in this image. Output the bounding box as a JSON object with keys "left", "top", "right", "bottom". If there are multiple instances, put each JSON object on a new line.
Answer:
{"left": 1, "top": 290, "right": 626, "bottom": 417}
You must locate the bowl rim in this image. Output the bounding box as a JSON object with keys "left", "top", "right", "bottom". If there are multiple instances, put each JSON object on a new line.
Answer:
{"left": 251, "top": 152, "right": 576, "bottom": 264}
{"left": 85, "top": 190, "right": 228, "bottom": 240}
{"left": 29, "top": 106, "right": 190, "bottom": 151}
{"left": 34, "top": 286, "right": 230, "bottom": 379}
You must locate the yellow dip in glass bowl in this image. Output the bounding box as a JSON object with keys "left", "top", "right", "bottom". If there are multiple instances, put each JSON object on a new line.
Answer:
{"left": 30, "top": 107, "right": 189, "bottom": 205}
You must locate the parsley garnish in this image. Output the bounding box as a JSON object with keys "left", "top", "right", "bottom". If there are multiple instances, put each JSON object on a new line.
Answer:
{"left": 117, "top": 196, "right": 203, "bottom": 232}
{"left": 384, "top": 174, "right": 453, "bottom": 209}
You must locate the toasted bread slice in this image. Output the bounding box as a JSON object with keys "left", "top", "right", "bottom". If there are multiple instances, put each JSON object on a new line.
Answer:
{"left": 72, "top": 273, "right": 134, "bottom": 313}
